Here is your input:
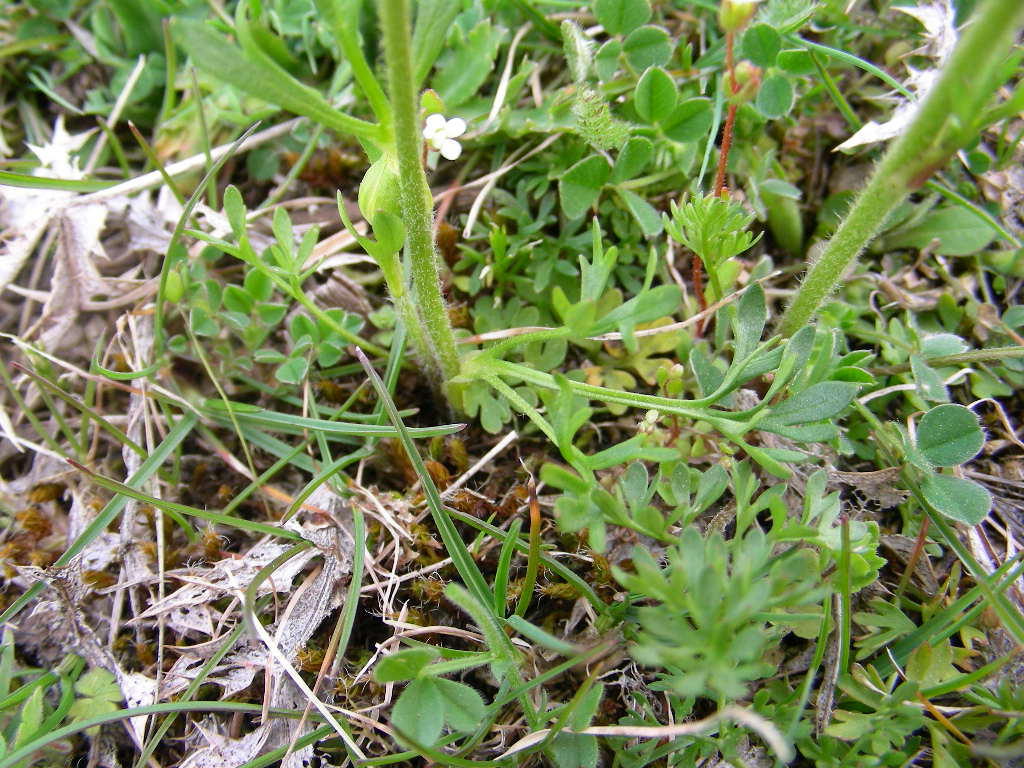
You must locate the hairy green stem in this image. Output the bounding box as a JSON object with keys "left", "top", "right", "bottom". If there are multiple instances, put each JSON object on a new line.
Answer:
{"left": 379, "top": 0, "right": 461, "bottom": 404}
{"left": 780, "top": 0, "right": 1024, "bottom": 336}
{"left": 869, "top": 345, "right": 1024, "bottom": 376}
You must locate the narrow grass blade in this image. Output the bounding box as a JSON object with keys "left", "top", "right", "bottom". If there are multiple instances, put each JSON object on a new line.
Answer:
{"left": 69, "top": 460, "right": 304, "bottom": 542}
{"left": 353, "top": 349, "right": 493, "bottom": 612}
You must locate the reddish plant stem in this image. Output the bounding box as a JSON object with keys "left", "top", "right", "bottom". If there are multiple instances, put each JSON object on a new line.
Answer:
{"left": 713, "top": 29, "right": 740, "bottom": 199}
{"left": 696, "top": 29, "right": 740, "bottom": 334}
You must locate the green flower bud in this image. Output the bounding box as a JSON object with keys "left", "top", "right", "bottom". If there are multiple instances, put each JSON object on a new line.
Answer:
{"left": 164, "top": 267, "right": 185, "bottom": 303}
{"left": 729, "top": 60, "right": 762, "bottom": 105}
{"left": 358, "top": 152, "right": 401, "bottom": 228}
{"left": 718, "top": 0, "right": 759, "bottom": 33}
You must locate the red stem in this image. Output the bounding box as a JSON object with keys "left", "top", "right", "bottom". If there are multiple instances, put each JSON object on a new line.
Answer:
{"left": 697, "top": 29, "right": 741, "bottom": 335}
{"left": 713, "top": 30, "right": 740, "bottom": 199}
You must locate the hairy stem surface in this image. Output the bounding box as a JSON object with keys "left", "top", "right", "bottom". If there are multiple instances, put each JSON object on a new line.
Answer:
{"left": 780, "top": 0, "right": 1024, "bottom": 336}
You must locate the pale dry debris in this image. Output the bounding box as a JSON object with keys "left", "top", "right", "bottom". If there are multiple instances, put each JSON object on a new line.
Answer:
{"left": 835, "top": 0, "right": 957, "bottom": 152}
{"left": 826, "top": 466, "right": 909, "bottom": 509}
{"left": 138, "top": 541, "right": 321, "bottom": 630}
{"left": 980, "top": 163, "right": 1024, "bottom": 237}
{"left": 12, "top": 558, "right": 158, "bottom": 746}
{"left": 2, "top": 117, "right": 179, "bottom": 355}
{"left": 0, "top": 117, "right": 86, "bottom": 293}
{"left": 157, "top": 487, "right": 353, "bottom": 708}
{"left": 179, "top": 718, "right": 272, "bottom": 768}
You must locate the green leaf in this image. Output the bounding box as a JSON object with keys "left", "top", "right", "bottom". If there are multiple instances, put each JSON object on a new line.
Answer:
{"left": 881, "top": 206, "right": 997, "bottom": 256}
{"left": 107, "top": 0, "right": 164, "bottom": 54}
{"left": 290, "top": 313, "right": 318, "bottom": 345}
{"left": 392, "top": 678, "right": 444, "bottom": 745}
{"left": 905, "top": 641, "right": 958, "bottom": 688}
{"left": 693, "top": 464, "right": 729, "bottom": 514}
{"left": 765, "top": 381, "right": 859, "bottom": 426}
{"left": 14, "top": 687, "right": 44, "bottom": 748}
{"left": 617, "top": 188, "right": 663, "bottom": 236}
{"left": 634, "top": 66, "right": 677, "bottom": 123}
{"left": 223, "top": 284, "right": 254, "bottom": 315}
{"left": 253, "top": 348, "right": 287, "bottom": 364}
{"left": 274, "top": 356, "right": 309, "bottom": 385}
{"left": 0, "top": 631, "right": 13, "bottom": 698}
{"left": 916, "top": 404, "right": 985, "bottom": 466}
{"left": 189, "top": 306, "right": 218, "bottom": 337}
{"left": 255, "top": 302, "right": 287, "bottom": 326}
{"left": 690, "top": 345, "right": 723, "bottom": 397}
{"left": 433, "top": 678, "right": 485, "bottom": 732}
{"left": 541, "top": 463, "right": 591, "bottom": 495}
{"left": 755, "top": 74, "right": 794, "bottom": 119}
{"left": 777, "top": 49, "right": 815, "bottom": 75}
{"left": 621, "top": 462, "right": 650, "bottom": 503}
{"left": 921, "top": 474, "right": 991, "bottom": 525}
{"left": 595, "top": 39, "right": 622, "bottom": 80}
{"left": 375, "top": 647, "right": 441, "bottom": 683}
{"left": 661, "top": 97, "right": 713, "bottom": 142}
{"left": 592, "top": 284, "right": 679, "bottom": 334}
{"left": 412, "top": 0, "right": 461, "bottom": 85}
{"left": 433, "top": 21, "right": 505, "bottom": 108}
{"left": 549, "top": 731, "right": 599, "bottom": 768}
{"left": 244, "top": 268, "right": 274, "bottom": 302}
{"left": 568, "top": 683, "right": 605, "bottom": 731}
{"left": 622, "top": 25, "right": 672, "bottom": 70}
{"left": 173, "top": 19, "right": 379, "bottom": 141}
{"left": 732, "top": 283, "right": 766, "bottom": 361}
{"left": 370, "top": 209, "right": 406, "bottom": 255}
{"left": 559, "top": 155, "right": 611, "bottom": 219}
{"left": 223, "top": 185, "right": 247, "bottom": 238}
{"left": 740, "top": 23, "right": 782, "bottom": 68}
{"left": 74, "top": 668, "right": 120, "bottom": 702}
{"left": 910, "top": 354, "right": 949, "bottom": 402}
{"left": 611, "top": 136, "right": 654, "bottom": 183}
{"left": 760, "top": 178, "right": 801, "bottom": 200}
{"left": 920, "top": 333, "right": 968, "bottom": 357}
{"left": 594, "top": 0, "right": 651, "bottom": 36}
{"left": 68, "top": 669, "right": 121, "bottom": 734}
{"left": 273, "top": 206, "right": 295, "bottom": 256}
{"left": 1003, "top": 305, "right": 1024, "bottom": 328}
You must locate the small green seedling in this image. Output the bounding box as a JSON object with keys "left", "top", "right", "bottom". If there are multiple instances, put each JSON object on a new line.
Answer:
{"left": 373, "top": 647, "right": 486, "bottom": 746}
{"left": 67, "top": 668, "right": 122, "bottom": 736}
{"left": 905, "top": 403, "right": 991, "bottom": 524}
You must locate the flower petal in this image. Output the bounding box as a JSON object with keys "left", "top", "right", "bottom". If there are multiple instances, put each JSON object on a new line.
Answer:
{"left": 440, "top": 139, "right": 462, "bottom": 160}
{"left": 425, "top": 113, "right": 447, "bottom": 132}
{"left": 444, "top": 118, "right": 467, "bottom": 138}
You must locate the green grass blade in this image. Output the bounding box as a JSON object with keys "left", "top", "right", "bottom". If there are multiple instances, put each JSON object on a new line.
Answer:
{"left": 69, "top": 460, "right": 304, "bottom": 541}
{"left": 353, "top": 349, "right": 494, "bottom": 611}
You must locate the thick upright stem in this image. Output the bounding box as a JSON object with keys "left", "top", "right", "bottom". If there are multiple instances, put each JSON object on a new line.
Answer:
{"left": 379, "top": 0, "right": 461, "bottom": 402}
{"left": 780, "top": 0, "right": 1024, "bottom": 337}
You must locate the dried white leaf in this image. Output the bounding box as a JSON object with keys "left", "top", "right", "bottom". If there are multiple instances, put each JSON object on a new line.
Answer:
{"left": 167, "top": 603, "right": 215, "bottom": 637}
{"left": 24, "top": 117, "right": 93, "bottom": 179}
{"left": 139, "top": 542, "right": 320, "bottom": 622}
{"left": 836, "top": 0, "right": 957, "bottom": 152}
{"left": 1, "top": 118, "right": 95, "bottom": 291}
{"left": 179, "top": 718, "right": 271, "bottom": 768}
{"left": 119, "top": 672, "right": 158, "bottom": 744}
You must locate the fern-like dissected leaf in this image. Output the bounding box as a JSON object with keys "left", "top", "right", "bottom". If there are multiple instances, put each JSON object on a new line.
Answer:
{"left": 665, "top": 194, "right": 762, "bottom": 269}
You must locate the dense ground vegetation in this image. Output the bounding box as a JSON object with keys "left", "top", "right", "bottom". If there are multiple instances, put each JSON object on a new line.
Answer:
{"left": 1, "top": 0, "right": 1023, "bottom": 766}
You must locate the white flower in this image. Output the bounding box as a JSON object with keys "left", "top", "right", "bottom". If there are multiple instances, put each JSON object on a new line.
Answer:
{"left": 423, "top": 113, "right": 466, "bottom": 160}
